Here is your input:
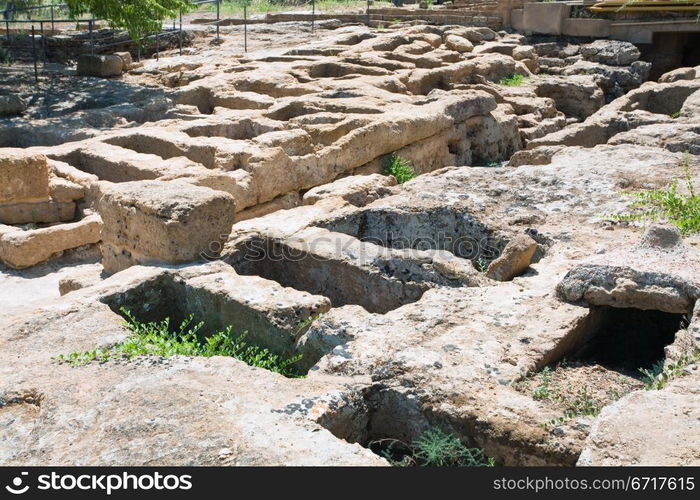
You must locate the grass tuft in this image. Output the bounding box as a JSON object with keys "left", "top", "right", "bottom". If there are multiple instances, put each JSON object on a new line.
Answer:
{"left": 606, "top": 152, "right": 700, "bottom": 235}
{"left": 384, "top": 153, "right": 416, "bottom": 184}
{"left": 498, "top": 74, "right": 528, "bottom": 86}
{"left": 371, "top": 427, "right": 495, "bottom": 467}
{"left": 55, "top": 308, "right": 304, "bottom": 377}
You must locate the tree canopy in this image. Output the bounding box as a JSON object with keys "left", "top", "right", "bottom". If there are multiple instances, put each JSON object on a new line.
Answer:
{"left": 64, "top": 0, "right": 195, "bottom": 41}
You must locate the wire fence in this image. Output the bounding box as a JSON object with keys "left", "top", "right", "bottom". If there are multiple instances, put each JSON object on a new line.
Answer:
{"left": 1, "top": 0, "right": 384, "bottom": 81}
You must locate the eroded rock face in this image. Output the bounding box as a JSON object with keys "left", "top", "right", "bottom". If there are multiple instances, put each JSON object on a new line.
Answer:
{"left": 528, "top": 78, "right": 700, "bottom": 152}
{"left": 580, "top": 40, "right": 640, "bottom": 67}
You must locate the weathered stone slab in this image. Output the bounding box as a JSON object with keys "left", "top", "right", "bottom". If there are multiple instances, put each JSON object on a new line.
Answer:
{"left": 98, "top": 181, "right": 236, "bottom": 273}
{"left": 0, "top": 150, "right": 50, "bottom": 204}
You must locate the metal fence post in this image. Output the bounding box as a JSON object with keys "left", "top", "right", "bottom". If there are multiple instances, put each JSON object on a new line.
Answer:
{"left": 312, "top": 0, "right": 315, "bottom": 32}
{"left": 89, "top": 19, "right": 94, "bottom": 54}
{"left": 179, "top": 9, "right": 183, "bottom": 56}
{"left": 366, "top": 0, "right": 371, "bottom": 26}
{"left": 156, "top": 32, "right": 159, "bottom": 60}
{"left": 40, "top": 20, "right": 46, "bottom": 65}
{"left": 50, "top": 4, "right": 55, "bottom": 32}
{"left": 216, "top": 0, "right": 220, "bottom": 42}
{"left": 244, "top": 6, "right": 247, "bottom": 53}
{"left": 31, "top": 25, "right": 38, "bottom": 82}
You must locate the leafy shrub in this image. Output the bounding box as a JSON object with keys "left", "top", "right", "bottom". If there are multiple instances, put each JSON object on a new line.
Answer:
{"left": 498, "top": 74, "right": 528, "bottom": 86}
{"left": 607, "top": 153, "right": 699, "bottom": 235}
{"left": 384, "top": 153, "right": 416, "bottom": 184}
{"left": 56, "top": 308, "right": 303, "bottom": 377}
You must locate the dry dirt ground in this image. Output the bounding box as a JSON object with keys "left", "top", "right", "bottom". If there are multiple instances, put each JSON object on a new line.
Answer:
{"left": 1, "top": 21, "right": 699, "bottom": 466}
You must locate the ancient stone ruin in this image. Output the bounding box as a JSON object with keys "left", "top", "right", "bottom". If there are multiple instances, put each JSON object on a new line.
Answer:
{"left": 1, "top": 10, "right": 699, "bottom": 467}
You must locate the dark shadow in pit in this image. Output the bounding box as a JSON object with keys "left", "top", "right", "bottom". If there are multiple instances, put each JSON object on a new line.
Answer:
{"left": 639, "top": 32, "right": 700, "bottom": 81}
{"left": 228, "top": 236, "right": 428, "bottom": 314}
{"left": 539, "top": 305, "right": 689, "bottom": 374}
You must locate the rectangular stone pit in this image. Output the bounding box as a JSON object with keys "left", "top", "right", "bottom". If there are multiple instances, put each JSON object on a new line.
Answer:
{"left": 319, "top": 204, "right": 509, "bottom": 266}
{"left": 98, "top": 180, "right": 236, "bottom": 274}
{"left": 228, "top": 227, "right": 483, "bottom": 314}
{"left": 101, "top": 264, "right": 331, "bottom": 361}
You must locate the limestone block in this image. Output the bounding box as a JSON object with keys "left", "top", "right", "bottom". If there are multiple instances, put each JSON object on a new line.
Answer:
{"left": 113, "top": 51, "right": 133, "bottom": 69}
{"left": 486, "top": 234, "right": 537, "bottom": 281}
{"left": 98, "top": 181, "right": 236, "bottom": 273}
{"left": 302, "top": 174, "right": 397, "bottom": 206}
{"left": 49, "top": 176, "right": 85, "bottom": 202}
{"left": 522, "top": 2, "right": 570, "bottom": 35}
{"left": 444, "top": 34, "right": 474, "bottom": 53}
{"left": 0, "top": 201, "right": 76, "bottom": 225}
{"left": 0, "top": 150, "right": 50, "bottom": 203}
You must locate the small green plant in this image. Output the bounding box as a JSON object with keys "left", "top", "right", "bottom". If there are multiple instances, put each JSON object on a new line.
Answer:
{"left": 543, "top": 385, "right": 602, "bottom": 428}
{"left": 371, "top": 427, "right": 495, "bottom": 467}
{"left": 670, "top": 111, "right": 681, "bottom": 119}
{"left": 639, "top": 359, "right": 666, "bottom": 389}
{"left": 473, "top": 256, "right": 489, "bottom": 273}
{"left": 523, "top": 364, "right": 604, "bottom": 428}
{"left": 413, "top": 428, "right": 495, "bottom": 467}
{"left": 377, "top": 23, "right": 385, "bottom": 30}
{"left": 531, "top": 366, "right": 552, "bottom": 400}
{"left": 498, "top": 74, "right": 528, "bottom": 86}
{"left": 384, "top": 153, "right": 416, "bottom": 184}
{"left": 606, "top": 152, "right": 700, "bottom": 235}
{"left": 639, "top": 350, "right": 700, "bottom": 390}
{"left": 296, "top": 313, "right": 322, "bottom": 335}
{"left": 55, "top": 308, "right": 304, "bottom": 377}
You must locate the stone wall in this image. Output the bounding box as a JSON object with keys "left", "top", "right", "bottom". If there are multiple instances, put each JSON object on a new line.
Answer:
{"left": 0, "top": 29, "right": 193, "bottom": 63}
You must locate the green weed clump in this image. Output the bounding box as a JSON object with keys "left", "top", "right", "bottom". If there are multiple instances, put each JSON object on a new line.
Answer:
{"left": 498, "top": 74, "right": 528, "bottom": 86}
{"left": 384, "top": 153, "right": 416, "bottom": 184}
{"left": 607, "top": 153, "right": 700, "bottom": 235}
{"left": 55, "top": 308, "right": 303, "bottom": 377}
{"left": 639, "top": 350, "right": 700, "bottom": 390}
{"left": 371, "top": 427, "right": 495, "bottom": 467}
